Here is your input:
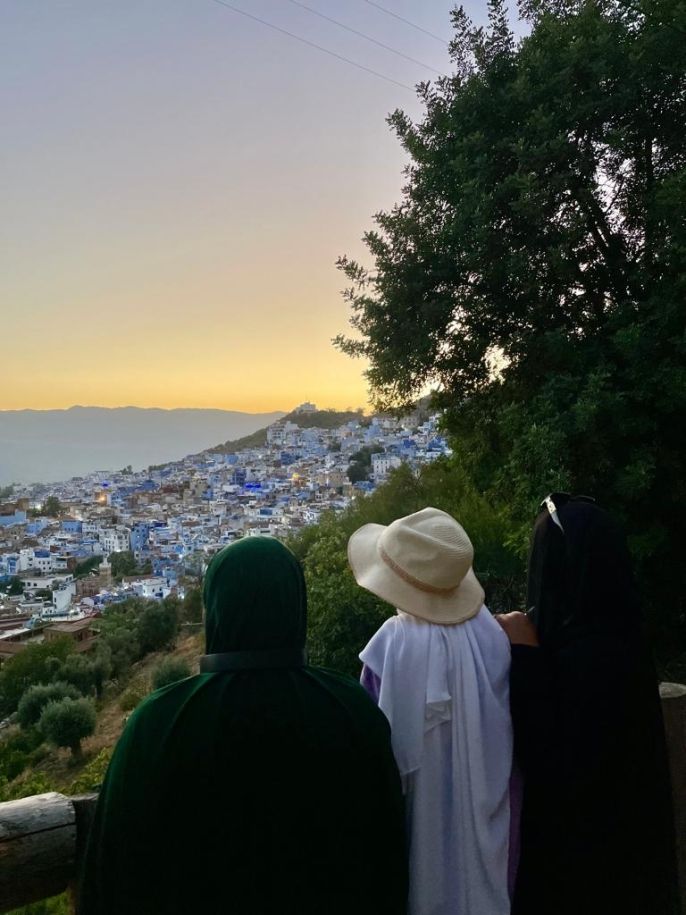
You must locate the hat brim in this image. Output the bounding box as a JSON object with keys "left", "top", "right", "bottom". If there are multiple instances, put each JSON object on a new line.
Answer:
{"left": 348, "top": 522, "right": 485, "bottom": 625}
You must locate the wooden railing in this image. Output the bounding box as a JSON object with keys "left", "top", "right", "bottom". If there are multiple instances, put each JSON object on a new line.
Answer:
{"left": 1, "top": 685, "right": 685, "bottom": 914}
{"left": 0, "top": 792, "right": 96, "bottom": 912}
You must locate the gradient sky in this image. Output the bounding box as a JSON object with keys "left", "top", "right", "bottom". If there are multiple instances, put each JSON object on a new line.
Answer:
{"left": 2, "top": 0, "right": 491, "bottom": 412}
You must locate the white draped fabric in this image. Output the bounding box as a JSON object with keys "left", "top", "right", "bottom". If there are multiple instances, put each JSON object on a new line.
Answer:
{"left": 360, "top": 607, "right": 513, "bottom": 915}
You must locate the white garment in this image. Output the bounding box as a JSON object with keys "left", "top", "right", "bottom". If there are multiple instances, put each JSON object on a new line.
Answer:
{"left": 360, "top": 606, "right": 513, "bottom": 915}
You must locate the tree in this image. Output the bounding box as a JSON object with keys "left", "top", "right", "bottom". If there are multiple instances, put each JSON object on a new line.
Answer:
{"left": 152, "top": 657, "right": 192, "bottom": 691}
{"left": 346, "top": 445, "right": 384, "bottom": 483}
{"left": 102, "top": 628, "right": 139, "bottom": 680}
{"left": 335, "top": 0, "right": 686, "bottom": 670}
{"left": 182, "top": 586, "right": 203, "bottom": 623}
{"left": 289, "top": 461, "right": 521, "bottom": 674}
{"left": 0, "top": 484, "right": 14, "bottom": 501}
{"left": 90, "top": 646, "right": 113, "bottom": 697}
{"left": 58, "top": 655, "right": 99, "bottom": 696}
{"left": 44, "top": 496, "right": 62, "bottom": 517}
{"left": 73, "top": 555, "right": 103, "bottom": 578}
{"left": 0, "top": 727, "right": 44, "bottom": 783}
{"left": 7, "top": 576, "right": 24, "bottom": 596}
{"left": 346, "top": 461, "right": 369, "bottom": 484}
{"left": 17, "top": 682, "right": 80, "bottom": 729}
{"left": 109, "top": 551, "right": 137, "bottom": 581}
{"left": 137, "top": 600, "right": 178, "bottom": 654}
{"left": 0, "top": 638, "right": 74, "bottom": 718}
{"left": 39, "top": 697, "right": 96, "bottom": 757}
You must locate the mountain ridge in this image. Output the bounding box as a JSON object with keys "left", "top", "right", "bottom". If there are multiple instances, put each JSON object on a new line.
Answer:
{"left": 0, "top": 407, "right": 286, "bottom": 485}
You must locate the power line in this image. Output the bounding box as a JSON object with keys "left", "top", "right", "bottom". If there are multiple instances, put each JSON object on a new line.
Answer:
{"left": 208, "top": 0, "right": 415, "bottom": 91}
{"left": 285, "top": 0, "right": 444, "bottom": 75}
{"left": 360, "top": 0, "right": 449, "bottom": 46}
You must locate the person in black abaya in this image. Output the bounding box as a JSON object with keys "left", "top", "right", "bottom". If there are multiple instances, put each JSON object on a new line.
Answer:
{"left": 79, "top": 537, "right": 408, "bottom": 915}
{"left": 497, "top": 496, "right": 678, "bottom": 915}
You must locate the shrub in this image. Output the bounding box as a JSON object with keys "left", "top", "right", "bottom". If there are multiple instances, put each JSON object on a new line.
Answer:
{"left": 39, "top": 697, "right": 96, "bottom": 756}
{"left": 182, "top": 586, "right": 203, "bottom": 623}
{"left": 68, "top": 747, "right": 112, "bottom": 794}
{"left": 119, "top": 687, "right": 147, "bottom": 712}
{"left": 152, "top": 658, "right": 191, "bottom": 691}
{"left": 17, "top": 682, "right": 81, "bottom": 729}
{"left": 137, "top": 601, "right": 178, "bottom": 654}
{"left": 0, "top": 638, "right": 74, "bottom": 718}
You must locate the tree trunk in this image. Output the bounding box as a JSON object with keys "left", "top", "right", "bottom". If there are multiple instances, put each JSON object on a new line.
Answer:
{"left": 660, "top": 682, "right": 686, "bottom": 914}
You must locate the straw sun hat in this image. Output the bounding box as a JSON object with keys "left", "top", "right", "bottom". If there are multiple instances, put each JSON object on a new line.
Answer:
{"left": 347, "top": 507, "right": 485, "bottom": 625}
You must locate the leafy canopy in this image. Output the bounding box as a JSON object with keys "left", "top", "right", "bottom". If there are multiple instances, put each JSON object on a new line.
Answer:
{"left": 335, "top": 0, "right": 686, "bottom": 671}
{"left": 17, "top": 682, "right": 81, "bottom": 730}
{"left": 39, "top": 697, "right": 96, "bottom": 756}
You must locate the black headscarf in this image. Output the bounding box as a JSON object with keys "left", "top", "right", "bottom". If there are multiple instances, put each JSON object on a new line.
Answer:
{"left": 527, "top": 498, "right": 642, "bottom": 646}
{"left": 512, "top": 499, "right": 678, "bottom": 915}
{"left": 79, "top": 537, "right": 408, "bottom": 915}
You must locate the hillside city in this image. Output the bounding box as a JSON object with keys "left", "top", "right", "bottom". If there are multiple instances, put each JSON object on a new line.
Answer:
{"left": 0, "top": 404, "right": 448, "bottom": 659}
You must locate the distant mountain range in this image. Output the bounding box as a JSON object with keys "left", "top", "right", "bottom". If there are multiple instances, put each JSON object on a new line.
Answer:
{"left": 0, "top": 407, "right": 285, "bottom": 485}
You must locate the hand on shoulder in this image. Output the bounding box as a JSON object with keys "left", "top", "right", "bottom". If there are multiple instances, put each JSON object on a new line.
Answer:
{"left": 495, "top": 611, "right": 540, "bottom": 647}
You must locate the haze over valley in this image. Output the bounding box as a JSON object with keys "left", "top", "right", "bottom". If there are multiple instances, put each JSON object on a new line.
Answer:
{"left": 0, "top": 407, "right": 285, "bottom": 484}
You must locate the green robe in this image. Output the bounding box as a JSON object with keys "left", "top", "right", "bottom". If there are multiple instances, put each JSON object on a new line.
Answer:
{"left": 79, "top": 537, "right": 407, "bottom": 915}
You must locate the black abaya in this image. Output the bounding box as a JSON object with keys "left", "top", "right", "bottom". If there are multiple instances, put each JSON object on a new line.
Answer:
{"left": 511, "top": 500, "right": 678, "bottom": 915}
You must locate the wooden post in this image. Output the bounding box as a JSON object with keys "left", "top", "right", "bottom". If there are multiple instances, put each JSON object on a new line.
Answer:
{"left": 0, "top": 791, "right": 97, "bottom": 913}
{"left": 0, "top": 792, "right": 76, "bottom": 912}
{"left": 661, "top": 682, "right": 686, "bottom": 914}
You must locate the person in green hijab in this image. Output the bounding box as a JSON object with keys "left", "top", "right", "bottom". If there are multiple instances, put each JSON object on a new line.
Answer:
{"left": 78, "top": 537, "right": 408, "bottom": 915}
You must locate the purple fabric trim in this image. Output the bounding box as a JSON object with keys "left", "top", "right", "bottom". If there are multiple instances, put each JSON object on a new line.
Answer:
{"left": 360, "top": 664, "right": 381, "bottom": 704}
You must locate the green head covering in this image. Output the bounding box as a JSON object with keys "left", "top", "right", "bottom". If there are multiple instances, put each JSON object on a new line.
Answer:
{"left": 203, "top": 536, "right": 306, "bottom": 653}
{"left": 80, "top": 536, "right": 408, "bottom": 915}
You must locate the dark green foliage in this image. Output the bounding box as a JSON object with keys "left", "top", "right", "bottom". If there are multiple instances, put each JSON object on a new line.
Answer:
{"left": 90, "top": 646, "right": 113, "bottom": 697}
{"left": 347, "top": 445, "right": 384, "bottom": 483}
{"left": 57, "top": 655, "right": 99, "bottom": 696}
{"left": 290, "top": 461, "right": 521, "bottom": 675}
{"left": 39, "top": 696, "right": 96, "bottom": 756}
{"left": 0, "top": 638, "right": 74, "bottom": 718}
{"left": 7, "top": 577, "right": 24, "bottom": 596}
{"left": 152, "top": 657, "right": 192, "bottom": 690}
{"left": 94, "top": 596, "right": 177, "bottom": 679}
{"left": 109, "top": 551, "right": 138, "bottom": 581}
{"left": 73, "top": 555, "right": 103, "bottom": 578}
{"left": 98, "top": 624, "right": 139, "bottom": 680}
{"left": 335, "top": 0, "right": 686, "bottom": 673}
{"left": 44, "top": 496, "right": 61, "bottom": 517}
{"left": 16, "top": 682, "right": 80, "bottom": 729}
{"left": 136, "top": 599, "right": 179, "bottom": 654}
{"left": 182, "top": 586, "right": 203, "bottom": 623}
{"left": 0, "top": 728, "right": 44, "bottom": 782}
{"left": 0, "top": 484, "right": 14, "bottom": 501}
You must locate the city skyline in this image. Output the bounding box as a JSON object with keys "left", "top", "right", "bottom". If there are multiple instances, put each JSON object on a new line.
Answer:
{"left": 1, "top": 1, "right": 487, "bottom": 412}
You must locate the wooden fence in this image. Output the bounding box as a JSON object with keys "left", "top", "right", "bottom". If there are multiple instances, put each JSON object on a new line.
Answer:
{"left": 1, "top": 684, "right": 685, "bottom": 914}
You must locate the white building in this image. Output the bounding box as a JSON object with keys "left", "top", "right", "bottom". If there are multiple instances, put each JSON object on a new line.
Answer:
{"left": 371, "top": 453, "right": 402, "bottom": 481}
{"left": 100, "top": 527, "right": 131, "bottom": 554}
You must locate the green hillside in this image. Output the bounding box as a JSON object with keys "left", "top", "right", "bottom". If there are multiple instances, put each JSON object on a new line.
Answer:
{"left": 206, "top": 409, "right": 363, "bottom": 454}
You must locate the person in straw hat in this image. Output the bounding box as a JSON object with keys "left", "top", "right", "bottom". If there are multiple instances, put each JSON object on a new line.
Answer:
{"left": 349, "top": 507, "right": 518, "bottom": 915}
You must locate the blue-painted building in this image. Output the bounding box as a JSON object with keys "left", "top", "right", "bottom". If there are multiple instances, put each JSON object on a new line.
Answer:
{"left": 0, "top": 510, "right": 27, "bottom": 528}
{"left": 130, "top": 522, "right": 152, "bottom": 553}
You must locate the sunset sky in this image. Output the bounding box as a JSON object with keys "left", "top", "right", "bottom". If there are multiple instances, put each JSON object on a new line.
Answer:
{"left": 2, "top": 0, "right": 489, "bottom": 413}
